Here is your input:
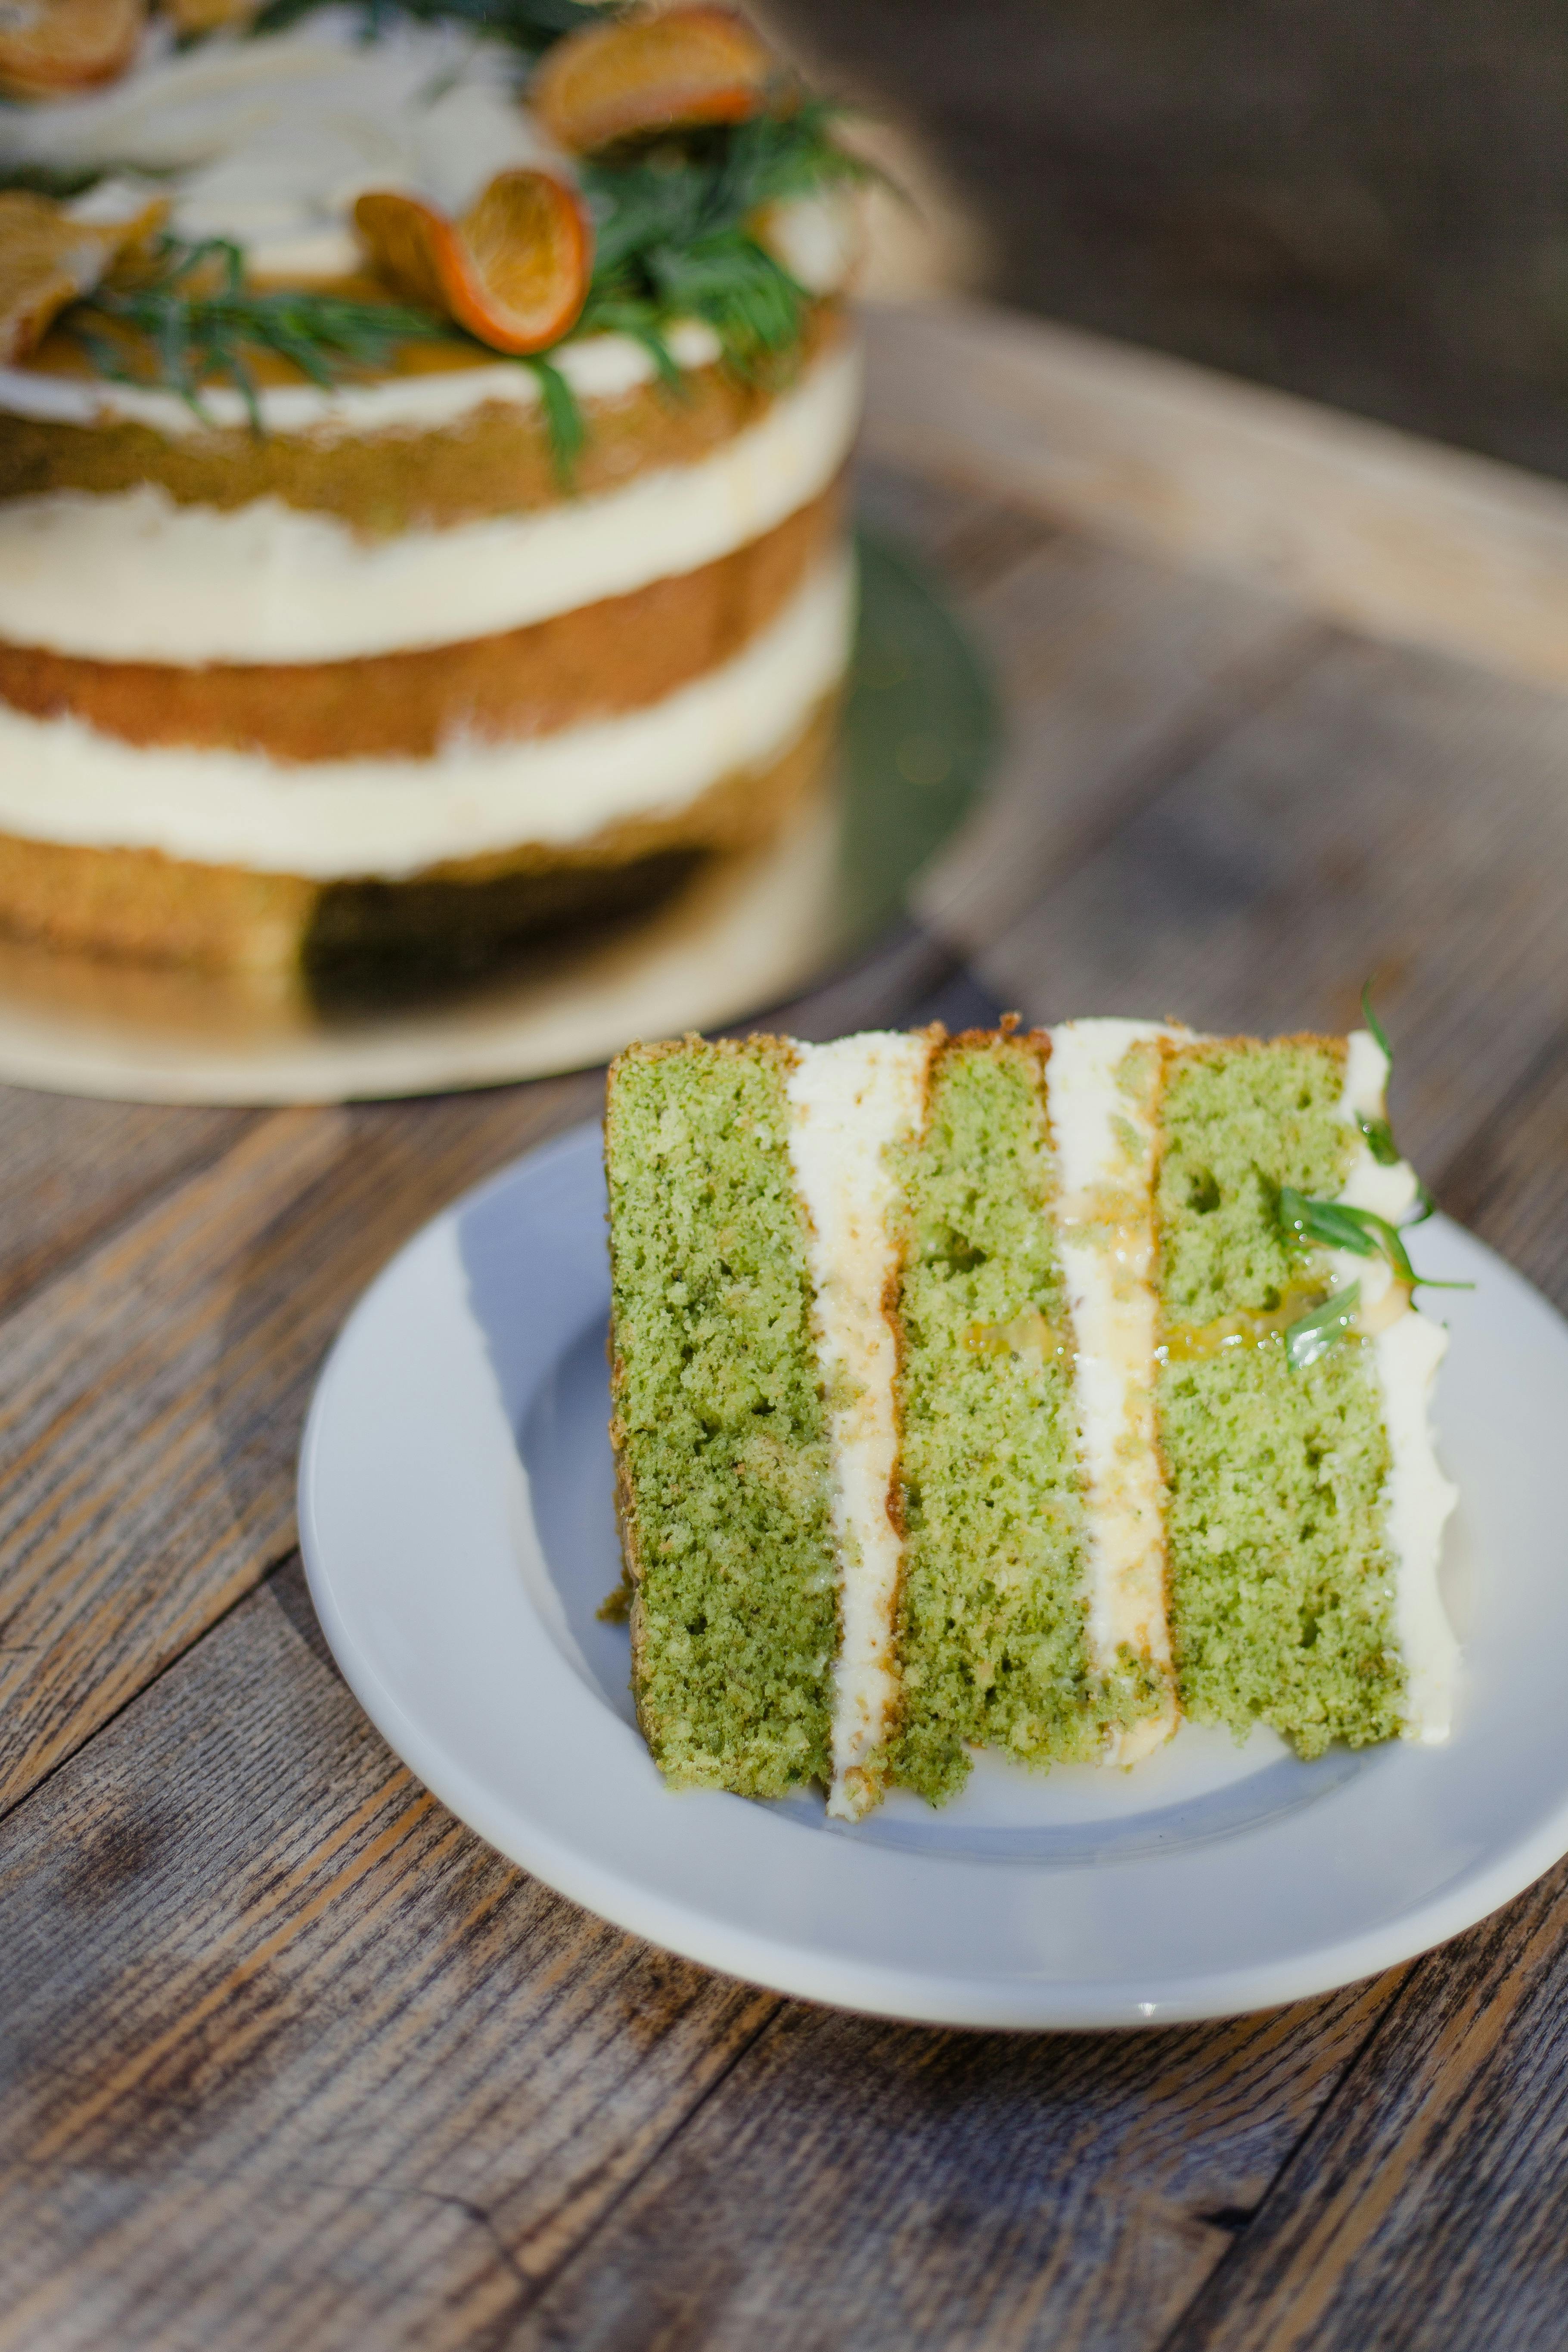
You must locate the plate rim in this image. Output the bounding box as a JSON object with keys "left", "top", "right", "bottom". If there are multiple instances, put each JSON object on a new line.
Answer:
{"left": 298, "top": 1116, "right": 1568, "bottom": 2029}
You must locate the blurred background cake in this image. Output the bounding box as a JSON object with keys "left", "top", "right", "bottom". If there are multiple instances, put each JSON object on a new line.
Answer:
{"left": 0, "top": 0, "right": 874, "bottom": 982}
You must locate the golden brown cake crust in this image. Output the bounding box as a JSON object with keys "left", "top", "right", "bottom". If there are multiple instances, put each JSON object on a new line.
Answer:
{"left": 0, "top": 479, "right": 841, "bottom": 758}
{"left": 0, "top": 304, "right": 845, "bottom": 525}
{"left": 0, "top": 692, "right": 837, "bottom": 974}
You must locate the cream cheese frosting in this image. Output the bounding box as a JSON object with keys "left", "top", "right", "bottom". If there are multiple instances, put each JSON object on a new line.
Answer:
{"left": 1048, "top": 1019, "right": 1181, "bottom": 1766}
{"left": 786, "top": 1032, "right": 933, "bottom": 1822}
{"left": 0, "top": 335, "right": 862, "bottom": 663}
{"left": 0, "top": 14, "right": 564, "bottom": 281}
{"left": 0, "top": 316, "right": 726, "bottom": 438}
{"left": 0, "top": 547, "right": 854, "bottom": 875}
{"left": 1332, "top": 1029, "right": 1460, "bottom": 1741}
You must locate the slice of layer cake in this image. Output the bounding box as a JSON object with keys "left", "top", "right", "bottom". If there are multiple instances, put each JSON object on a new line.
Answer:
{"left": 604, "top": 1018, "right": 1459, "bottom": 1815}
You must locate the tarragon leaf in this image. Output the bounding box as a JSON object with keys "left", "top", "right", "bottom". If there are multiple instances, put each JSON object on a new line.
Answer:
{"left": 1284, "top": 1284, "right": 1362, "bottom": 1371}
{"left": 1360, "top": 978, "right": 1394, "bottom": 1064}
{"left": 1278, "top": 1185, "right": 1471, "bottom": 1294}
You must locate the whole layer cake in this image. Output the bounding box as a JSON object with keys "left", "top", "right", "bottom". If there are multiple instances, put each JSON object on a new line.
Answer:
{"left": 0, "top": 0, "right": 865, "bottom": 977}
{"left": 605, "top": 1016, "right": 1460, "bottom": 1819}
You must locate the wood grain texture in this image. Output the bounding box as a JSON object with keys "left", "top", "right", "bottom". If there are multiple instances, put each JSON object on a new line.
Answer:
{"left": 0, "top": 1071, "right": 601, "bottom": 1822}
{"left": 862, "top": 298, "right": 1568, "bottom": 692}
{"left": 0, "top": 1088, "right": 253, "bottom": 1320}
{"left": 509, "top": 1978, "right": 1397, "bottom": 2352}
{"left": 911, "top": 533, "right": 1324, "bottom": 949}
{"left": 979, "top": 628, "right": 1568, "bottom": 1179}
{"left": 1438, "top": 1020, "right": 1568, "bottom": 1313}
{"left": 0, "top": 1563, "right": 776, "bottom": 2352}
{"left": 1159, "top": 1861, "right": 1568, "bottom": 2352}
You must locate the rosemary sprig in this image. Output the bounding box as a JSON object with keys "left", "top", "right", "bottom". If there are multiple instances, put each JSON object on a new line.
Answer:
{"left": 71, "top": 235, "right": 454, "bottom": 434}
{"left": 578, "top": 103, "right": 865, "bottom": 357}
{"left": 514, "top": 101, "right": 866, "bottom": 465}
{"left": 62, "top": 101, "right": 864, "bottom": 469}
{"left": 522, "top": 348, "right": 586, "bottom": 485}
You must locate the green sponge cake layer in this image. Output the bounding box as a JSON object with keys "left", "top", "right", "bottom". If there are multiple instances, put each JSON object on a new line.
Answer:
{"left": 604, "top": 1017, "right": 1459, "bottom": 1815}
{"left": 892, "top": 1034, "right": 1160, "bottom": 1803}
{"left": 606, "top": 1038, "right": 837, "bottom": 1797}
{"left": 1153, "top": 1035, "right": 1441, "bottom": 1757}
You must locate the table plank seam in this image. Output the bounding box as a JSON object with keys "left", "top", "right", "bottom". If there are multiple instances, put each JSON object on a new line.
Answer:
{"left": 1150, "top": 1968, "right": 1418, "bottom": 2352}
{"left": 490, "top": 1991, "right": 786, "bottom": 2323}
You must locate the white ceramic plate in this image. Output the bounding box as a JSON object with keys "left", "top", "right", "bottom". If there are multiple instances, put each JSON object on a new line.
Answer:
{"left": 299, "top": 1119, "right": 1568, "bottom": 2028}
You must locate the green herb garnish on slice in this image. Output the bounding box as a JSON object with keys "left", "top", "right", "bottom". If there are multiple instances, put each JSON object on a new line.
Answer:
{"left": 1360, "top": 977, "right": 1393, "bottom": 1064}
{"left": 71, "top": 235, "right": 454, "bottom": 436}
{"left": 1283, "top": 1284, "right": 1362, "bottom": 1371}
{"left": 1357, "top": 981, "right": 1437, "bottom": 1219}
{"left": 1278, "top": 1185, "right": 1472, "bottom": 1298}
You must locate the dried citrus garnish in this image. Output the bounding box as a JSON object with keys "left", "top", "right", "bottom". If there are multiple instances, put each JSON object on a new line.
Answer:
{"left": 0, "top": 188, "right": 165, "bottom": 365}
{"left": 530, "top": 5, "right": 772, "bottom": 155}
{"left": 0, "top": 0, "right": 145, "bottom": 99}
{"left": 354, "top": 170, "right": 591, "bottom": 357}
{"left": 163, "top": 0, "right": 260, "bottom": 31}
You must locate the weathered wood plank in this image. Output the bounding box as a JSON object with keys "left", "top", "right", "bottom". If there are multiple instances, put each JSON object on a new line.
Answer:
{"left": 854, "top": 453, "right": 1059, "bottom": 590}
{"left": 1437, "top": 1019, "right": 1568, "bottom": 1313}
{"left": 506, "top": 1974, "right": 1399, "bottom": 2352}
{"left": 862, "top": 298, "right": 1568, "bottom": 692}
{"left": 1158, "top": 1861, "right": 1568, "bottom": 2352}
{"left": 0, "top": 1088, "right": 253, "bottom": 1320}
{"left": 0, "top": 1562, "right": 776, "bottom": 2352}
{"left": 0, "top": 1071, "right": 601, "bottom": 1821}
{"left": 978, "top": 628, "right": 1568, "bottom": 1180}
{"left": 912, "top": 533, "right": 1324, "bottom": 948}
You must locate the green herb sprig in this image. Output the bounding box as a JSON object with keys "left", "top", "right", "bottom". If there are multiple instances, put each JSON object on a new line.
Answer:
{"left": 1284, "top": 1283, "right": 1363, "bottom": 1371}
{"left": 576, "top": 102, "right": 869, "bottom": 365}
{"left": 501, "top": 102, "right": 869, "bottom": 478}
{"left": 71, "top": 235, "right": 455, "bottom": 435}
{"left": 1358, "top": 980, "right": 1434, "bottom": 1217}
{"left": 1277, "top": 1187, "right": 1470, "bottom": 1293}
{"left": 1275, "top": 988, "right": 1472, "bottom": 1367}
{"left": 1276, "top": 1182, "right": 1472, "bottom": 1371}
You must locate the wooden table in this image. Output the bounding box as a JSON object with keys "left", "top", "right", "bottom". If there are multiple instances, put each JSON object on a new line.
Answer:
{"left": 4, "top": 300, "right": 1568, "bottom": 2350}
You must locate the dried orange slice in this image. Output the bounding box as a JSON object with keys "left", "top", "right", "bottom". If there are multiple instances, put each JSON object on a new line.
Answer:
{"left": 530, "top": 6, "right": 772, "bottom": 155}
{"left": 164, "top": 0, "right": 260, "bottom": 31}
{"left": 354, "top": 170, "right": 591, "bottom": 357}
{"left": 0, "top": 188, "right": 165, "bottom": 365}
{"left": 0, "top": 0, "right": 145, "bottom": 99}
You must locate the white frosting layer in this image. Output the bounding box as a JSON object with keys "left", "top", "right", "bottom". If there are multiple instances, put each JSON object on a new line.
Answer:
{"left": 1048, "top": 1019, "right": 1180, "bottom": 1766}
{"left": 0, "top": 317, "right": 724, "bottom": 439}
{"left": 0, "top": 337, "right": 862, "bottom": 664}
{"left": 1333, "top": 1029, "right": 1459, "bottom": 1741}
{"left": 0, "top": 16, "right": 562, "bottom": 277}
{"left": 0, "top": 548, "right": 854, "bottom": 876}
{"left": 786, "top": 1033, "right": 932, "bottom": 1822}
